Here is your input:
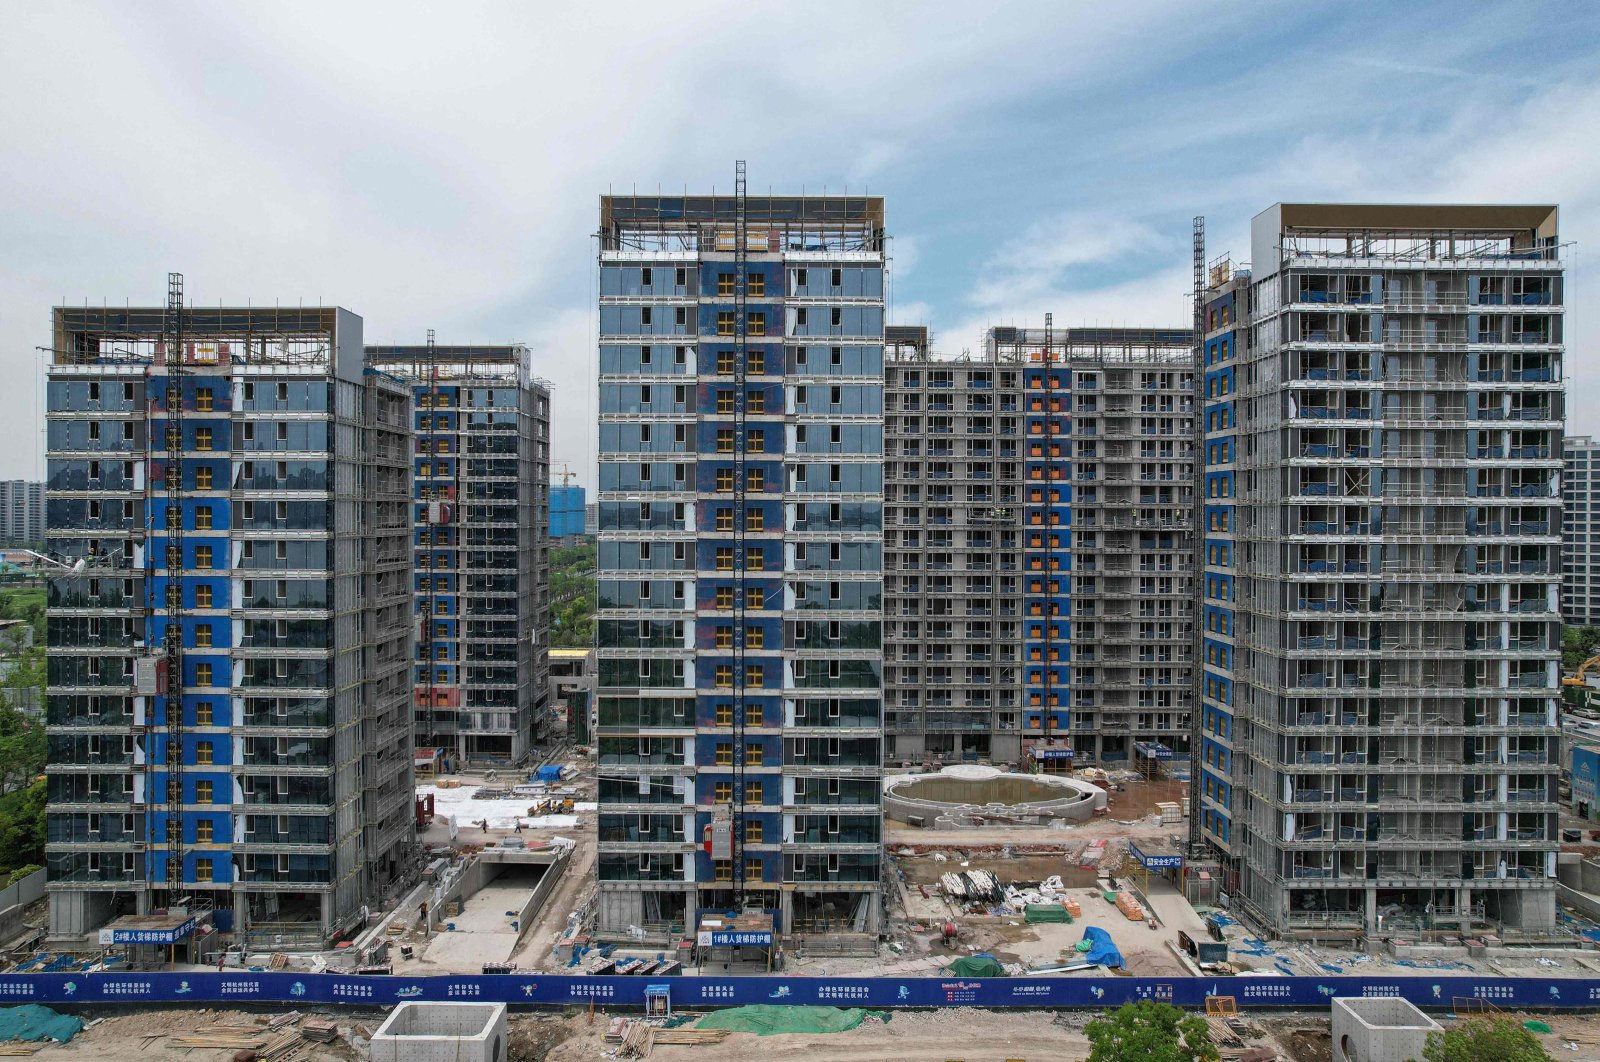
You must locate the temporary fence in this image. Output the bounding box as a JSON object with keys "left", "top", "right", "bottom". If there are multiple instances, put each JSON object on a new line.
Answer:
{"left": 0, "top": 971, "right": 1592, "bottom": 1012}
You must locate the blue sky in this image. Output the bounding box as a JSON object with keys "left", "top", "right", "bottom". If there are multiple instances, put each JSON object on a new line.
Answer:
{"left": 3, "top": 1, "right": 1599, "bottom": 485}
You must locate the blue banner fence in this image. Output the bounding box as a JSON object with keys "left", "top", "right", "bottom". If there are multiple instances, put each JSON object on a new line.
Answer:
{"left": 0, "top": 972, "right": 1595, "bottom": 1012}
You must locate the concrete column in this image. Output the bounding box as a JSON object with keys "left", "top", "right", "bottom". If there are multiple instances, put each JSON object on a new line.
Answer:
{"left": 1458, "top": 886, "right": 1473, "bottom": 934}
{"left": 1365, "top": 887, "right": 1378, "bottom": 936}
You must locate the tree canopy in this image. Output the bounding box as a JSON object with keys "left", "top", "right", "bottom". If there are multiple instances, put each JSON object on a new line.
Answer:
{"left": 1423, "top": 1018, "right": 1552, "bottom": 1062}
{"left": 1084, "top": 1000, "right": 1219, "bottom": 1062}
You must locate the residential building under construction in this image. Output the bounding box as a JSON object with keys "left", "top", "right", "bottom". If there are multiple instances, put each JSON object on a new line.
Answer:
{"left": 595, "top": 175, "right": 886, "bottom": 940}
{"left": 44, "top": 290, "right": 416, "bottom": 947}
{"left": 1200, "top": 204, "right": 1564, "bottom": 937}
{"left": 1562, "top": 435, "right": 1600, "bottom": 627}
{"left": 367, "top": 344, "right": 553, "bottom": 766}
{"left": 882, "top": 325, "right": 1194, "bottom": 769}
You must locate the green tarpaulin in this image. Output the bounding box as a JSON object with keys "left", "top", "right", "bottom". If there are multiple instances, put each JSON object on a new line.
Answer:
{"left": 945, "top": 955, "right": 1007, "bottom": 977}
{"left": 696, "top": 1005, "right": 889, "bottom": 1036}
{"left": 0, "top": 1006, "right": 83, "bottom": 1043}
{"left": 1024, "top": 904, "right": 1072, "bottom": 924}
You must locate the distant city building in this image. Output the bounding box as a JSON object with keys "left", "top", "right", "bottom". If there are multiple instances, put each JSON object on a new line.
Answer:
{"left": 367, "top": 344, "right": 553, "bottom": 767}
{"left": 584, "top": 502, "right": 598, "bottom": 536}
{"left": 1201, "top": 204, "right": 1563, "bottom": 938}
{"left": 0, "top": 481, "right": 44, "bottom": 545}
{"left": 551, "top": 484, "right": 588, "bottom": 539}
{"left": 1565, "top": 435, "right": 1600, "bottom": 626}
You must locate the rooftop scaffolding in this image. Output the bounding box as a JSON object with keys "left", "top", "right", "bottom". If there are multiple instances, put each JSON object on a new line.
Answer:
{"left": 599, "top": 193, "right": 885, "bottom": 253}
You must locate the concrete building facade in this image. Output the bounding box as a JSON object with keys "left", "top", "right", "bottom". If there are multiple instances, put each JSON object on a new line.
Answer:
{"left": 595, "top": 182, "right": 886, "bottom": 939}
{"left": 45, "top": 290, "right": 416, "bottom": 947}
{"left": 1201, "top": 205, "right": 1564, "bottom": 938}
{"left": 882, "top": 326, "right": 1194, "bottom": 771}
{"left": 0, "top": 481, "right": 45, "bottom": 546}
{"left": 1563, "top": 435, "right": 1600, "bottom": 627}
{"left": 367, "top": 345, "right": 552, "bottom": 767}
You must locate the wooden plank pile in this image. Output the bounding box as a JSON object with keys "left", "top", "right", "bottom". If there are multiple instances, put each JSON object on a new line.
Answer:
{"left": 607, "top": 1019, "right": 729, "bottom": 1058}
{"left": 650, "top": 1029, "right": 729, "bottom": 1046}
{"left": 300, "top": 1020, "right": 338, "bottom": 1044}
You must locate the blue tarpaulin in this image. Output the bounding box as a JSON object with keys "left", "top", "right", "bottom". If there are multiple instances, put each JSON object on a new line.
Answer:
{"left": 1077, "top": 926, "right": 1124, "bottom": 969}
{"left": 535, "top": 765, "right": 563, "bottom": 783}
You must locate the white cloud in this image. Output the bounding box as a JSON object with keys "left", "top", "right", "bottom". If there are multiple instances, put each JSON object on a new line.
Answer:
{"left": 966, "top": 213, "right": 1173, "bottom": 310}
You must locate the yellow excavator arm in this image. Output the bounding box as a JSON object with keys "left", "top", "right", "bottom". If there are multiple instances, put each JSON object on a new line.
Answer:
{"left": 1566, "top": 653, "right": 1600, "bottom": 686}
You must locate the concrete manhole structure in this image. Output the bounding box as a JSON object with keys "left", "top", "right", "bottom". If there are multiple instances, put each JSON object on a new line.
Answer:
{"left": 372, "top": 1002, "right": 508, "bottom": 1062}
{"left": 883, "top": 764, "right": 1106, "bottom": 828}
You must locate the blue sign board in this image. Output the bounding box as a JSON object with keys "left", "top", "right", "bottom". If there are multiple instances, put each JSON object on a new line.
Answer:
{"left": 1031, "top": 748, "right": 1073, "bottom": 760}
{"left": 1135, "top": 742, "right": 1174, "bottom": 760}
{"left": 110, "top": 917, "right": 197, "bottom": 945}
{"left": 1575, "top": 744, "right": 1600, "bottom": 812}
{"left": 1128, "top": 840, "right": 1184, "bottom": 870}
{"left": 709, "top": 931, "right": 772, "bottom": 947}
{"left": 0, "top": 972, "right": 1598, "bottom": 1012}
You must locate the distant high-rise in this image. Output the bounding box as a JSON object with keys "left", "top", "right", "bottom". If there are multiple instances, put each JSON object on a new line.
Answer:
{"left": 0, "top": 480, "right": 44, "bottom": 545}
{"left": 45, "top": 291, "right": 415, "bottom": 946}
{"left": 595, "top": 177, "right": 886, "bottom": 938}
{"left": 367, "top": 345, "right": 552, "bottom": 767}
{"left": 1201, "top": 205, "right": 1563, "bottom": 937}
{"left": 1564, "top": 436, "right": 1600, "bottom": 627}
{"left": 550, "top": 484, "right": 588, "bottom": 540}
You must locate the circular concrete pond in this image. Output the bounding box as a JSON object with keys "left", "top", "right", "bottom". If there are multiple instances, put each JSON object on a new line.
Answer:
{"left": 883, "top": 764, "right": 1106, "bottom": 827}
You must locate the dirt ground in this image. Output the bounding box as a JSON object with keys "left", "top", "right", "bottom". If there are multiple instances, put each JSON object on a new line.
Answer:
{"left": 1098, "top": 778, "right": 1189, "bottom": 821}
{"left": 530, "top": 1009, "right": 1090, "bottom": 1062}
{"left": 45, "top": 1009, "right": 364, "bottom": 1062}
{"left": 30, "top": 1006, "right": 1600, "bottom": 1062}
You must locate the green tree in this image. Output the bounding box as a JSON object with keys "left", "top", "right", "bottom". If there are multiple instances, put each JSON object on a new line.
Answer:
{"left": 1422, "top": 1018, "right": 1551, "bottom": 1062}
{"left": 1564, "top": 625, "right": 1600, "bottom": 673}
{"left": 0, "top": 699, "right": 45, "bottom": 797}
{"left": 548, "top": 537, "right": 597, "bottom": 648}
{"left": 0, "top": 780, "right": 46, "bottom": 876}
{"left": 1085, "top": 1000, "right": 1219, "bottom": 1062}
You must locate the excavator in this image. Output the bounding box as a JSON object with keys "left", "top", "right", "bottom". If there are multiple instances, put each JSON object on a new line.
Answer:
{"left": 1563, "top": 654, "right": 1600, "bottom": 708}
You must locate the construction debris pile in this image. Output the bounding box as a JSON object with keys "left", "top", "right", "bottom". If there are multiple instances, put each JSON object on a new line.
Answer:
{"left": 142, "top": 1010, "right": 352, "bottom": 1060}
{"left": 940, "top": 869, "right": 1001, "bottom": 906}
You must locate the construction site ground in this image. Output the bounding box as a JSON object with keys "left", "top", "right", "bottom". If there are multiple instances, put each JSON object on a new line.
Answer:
{"left": 210, "top": 766, "right": 1600, "bottom": 988}
{"left": 33, "top": 1006, "right": 1600, "bottom": 1062}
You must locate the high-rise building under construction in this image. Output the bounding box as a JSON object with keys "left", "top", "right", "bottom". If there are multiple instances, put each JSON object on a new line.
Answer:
{"left": 595, "top": 177, "right": 886, "bottom": 939}
{"left": 367, "top": 344, "right": 553, "bottom": 766}
{"left": 881, "top": 326, "right": 1195, "bottom": 770}
{"left": 44, "top": 290, "right": 416, "bottom": 947}
{"left": 1199, "top": 205, "right": 1564, "bottom": 936}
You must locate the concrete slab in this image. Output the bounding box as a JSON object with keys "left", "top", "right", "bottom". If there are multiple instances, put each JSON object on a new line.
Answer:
{"left": 423, "top": 880, "right": 535, "bottom": 968}
{"left": 1143, "top": 877, "right": 1209, "bottom": 939}
{"left": 421, "top": 931, "right": 518, "bottom": 967}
